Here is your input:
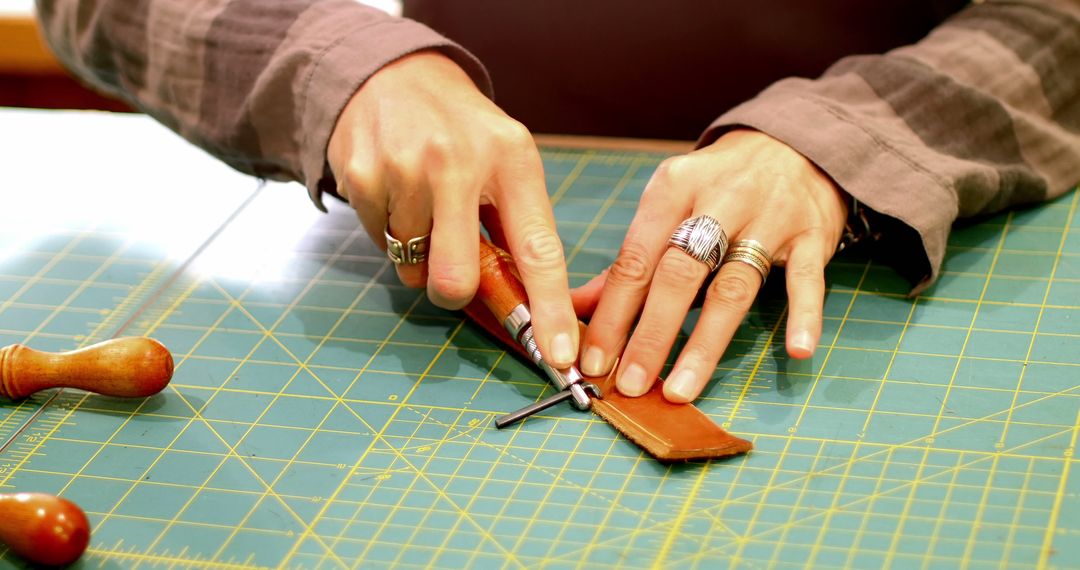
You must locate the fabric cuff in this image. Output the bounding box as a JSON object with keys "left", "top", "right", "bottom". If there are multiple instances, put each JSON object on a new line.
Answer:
{"left": 300, "top": 18, "right": 492, "bottom": 211}
{"left": 698, "top": 88, "right": 956, "bottom": 294}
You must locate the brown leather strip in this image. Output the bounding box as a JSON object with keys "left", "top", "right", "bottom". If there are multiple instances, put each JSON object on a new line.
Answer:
{"left": 588, "top": 370, "right": 753, "bottom": 461}
{"left": 463, "top": 268, "right": 752, "bottom": 462}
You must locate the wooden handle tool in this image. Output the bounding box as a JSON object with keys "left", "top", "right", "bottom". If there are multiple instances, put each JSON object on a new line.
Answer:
{"left": 0, "top": 493, "right": 90, "bottom": 566}
{"left": 0, "top": 337, "right": 173, "bottom": 400}
{"left": 473, "top": 240, "right": 598, "bottom": 422}
{"left": 463, "top": 239, "right": 753, "bottom": 461}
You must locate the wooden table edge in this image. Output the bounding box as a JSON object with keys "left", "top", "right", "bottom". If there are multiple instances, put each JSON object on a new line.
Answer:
{"left": 0, "top": 14, "right": 64, "bottom": 75}
{"left": 533, "top": 133, "right": 694, "bottom": 154}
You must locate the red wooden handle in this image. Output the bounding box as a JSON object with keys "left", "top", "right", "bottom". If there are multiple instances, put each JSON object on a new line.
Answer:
{"left": 0, "top": 493, "right": 90, "bottom": 566}
{"left": 474, "top": 239, "right": 530, "bottom": 324}
{"left": 0, "top": 337, "right": 174, "bottom": 400}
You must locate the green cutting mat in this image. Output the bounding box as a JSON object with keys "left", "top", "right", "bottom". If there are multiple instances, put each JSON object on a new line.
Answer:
{"left": 1, "top": 111, "right": 1078, "bottom": 569}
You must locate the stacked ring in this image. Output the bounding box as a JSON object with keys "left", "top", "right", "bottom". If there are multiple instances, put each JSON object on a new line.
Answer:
{"left": 668, "top": 215, "right": 728, "bottom": 271}
{"left": 384, "top": 226, "right": 431, "bottom": 265}
{"left": 723, "top": 239, "right": 771, "bottom": 283}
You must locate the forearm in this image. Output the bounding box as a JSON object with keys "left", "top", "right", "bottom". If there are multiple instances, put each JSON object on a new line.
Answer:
{"left": 34, "top": 0, "right": 491, "bottom": 209}
{"left": 701, "top": 0, "right": 1080, "bottom": 291}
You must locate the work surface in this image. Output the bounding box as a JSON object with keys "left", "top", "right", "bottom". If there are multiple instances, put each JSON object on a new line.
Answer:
{"left": 0, "top": 109, "right": 1077, "bottom": 569}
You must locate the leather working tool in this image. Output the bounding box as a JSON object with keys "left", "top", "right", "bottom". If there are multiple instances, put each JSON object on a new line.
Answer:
{"left": 469, "top": 239, "right": 600, "bottom": 426}
{"left": 464, "top": 238, "right": 753, "bottom": 462}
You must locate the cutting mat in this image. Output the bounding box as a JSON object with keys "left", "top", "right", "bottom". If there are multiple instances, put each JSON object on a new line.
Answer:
{"left": 0, "top": 109, "right": 1078, "bottom": 569}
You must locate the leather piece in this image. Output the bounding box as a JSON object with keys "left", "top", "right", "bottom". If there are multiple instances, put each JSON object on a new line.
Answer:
{"left": 588, "top": 371, "right": 753, "bottom": 462}
{"left": 463, "top": 300, "right": 753, "bottom": 462}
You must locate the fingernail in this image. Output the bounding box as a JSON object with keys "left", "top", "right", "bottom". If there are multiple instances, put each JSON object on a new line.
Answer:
{"left": 664, "top": 369, "right": 697, "bottom": 403}
{"left": 790, "top": 330, "right": 815, "bottom": 358}
{"left": 617, "top": 363, "right": 650, "bottom": 397}
{"left": 549, "top": 333, "right": 576, "bottom": 368}
{"left": 580, "top": 346, "right": 607, "bottom": 377}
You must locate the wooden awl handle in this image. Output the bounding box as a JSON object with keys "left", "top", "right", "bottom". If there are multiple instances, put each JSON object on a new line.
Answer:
{"left": 0, "top": 492, "right": 90, "bottom": 566}
{"left": 0, "top": 336, "right": 174, "bottom": 399}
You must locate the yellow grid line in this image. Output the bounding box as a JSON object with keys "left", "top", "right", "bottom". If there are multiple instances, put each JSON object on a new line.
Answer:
{"left": 999, "top": 191, "right": 1079, "bottom": 447}
{"left": 543, "top": 339, "right": 1080, "bottom": 565}
{"left": 0, "top": 151, "right": 1074, "bottom": 568}
{"left": 136, "top": 231, "right": 376, "bottom": 567}
{"left": 1039, "top": 408, "right": 1080, "bottom": 568}
{"left": 672, "top": 425, "right": 1075, "bottom": 567}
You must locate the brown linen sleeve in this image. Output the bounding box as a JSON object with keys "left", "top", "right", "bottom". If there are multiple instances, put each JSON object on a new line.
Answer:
{"left": 33, "top": 0, "right": 492, "bottom": 211}
{"left": 699, "top": 0, "right": 1080, "bottom": 293}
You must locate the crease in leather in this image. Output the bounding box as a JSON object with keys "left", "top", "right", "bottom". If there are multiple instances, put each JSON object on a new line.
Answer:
{"left": 463, "top": 299, "right": 752, "bottom": 462}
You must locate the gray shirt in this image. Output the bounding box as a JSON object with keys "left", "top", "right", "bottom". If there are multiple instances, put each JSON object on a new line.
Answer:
{"left": 34, "top": 0, "right": 1080, "bottom": 292}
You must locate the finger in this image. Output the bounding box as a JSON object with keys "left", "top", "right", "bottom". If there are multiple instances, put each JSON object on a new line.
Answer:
{"left": 580, "top": 162, "right": 691, "bottom": 378}
{"left": 615, "top": 245, "right": 712, "bottom": 397}
{"left": 783, "top": 234, "right": 829, "bottom": 359}
{"left": 386, "top": 188, "right": 433, "bottom": 291}
{"left": 663, "top": 240, "right": 772, "bottom": 403}
{"left": 426, "top": 174, "right": 481, "bottom": 310}
{"left": 570, "top": 269, "right": 607, "bottom": 320}
{"left": 337, "top": 165, "right": 389, "bottom": 252}
{"left": 493, "top": 137, "right": 578, "bottom": 369}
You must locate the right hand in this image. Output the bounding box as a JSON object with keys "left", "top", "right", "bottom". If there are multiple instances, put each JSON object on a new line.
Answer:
{"left": 326, "top": 50, "right": 579, "bottom": 368}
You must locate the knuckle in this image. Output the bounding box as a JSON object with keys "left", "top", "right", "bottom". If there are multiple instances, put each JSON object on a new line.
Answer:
{"left": 608, "top": 242, "right": 654, "bottom": 286}
{"left": 707, "top": 273, "right": 757, "bottom": 310}
{"left": 422, "top": 134, "right": 456, "bottom": 163}
{"left": 785, "top": 261, "right": 823, "bottom": 285}
{"left": 494, "top": 120, "right": 533, "bottom": 149}
{"left": 515, "top": 226, "right": 565, "bottom": 270}
{"left": 385, "top": 148, "right": 423, "bottom": 179}
{"left": 792, "top": 305, "right": 822, "bottom": 324}
{"left": 342, "top": 162, "right": 376, "bottom": 194}
{"left": 642, "top": 156, "right": 698, "bottom": 205}
{"left": 678, "top": 342, "right": 713, "bottom": 366}
{"left": 653, "top": 156, "right": 691, "bottom": 185}
{"left": 656, "top": 253, "right": 706, "bottom": 284}
{"left": 628, "top": 325, "right": 670, "bottom": 357}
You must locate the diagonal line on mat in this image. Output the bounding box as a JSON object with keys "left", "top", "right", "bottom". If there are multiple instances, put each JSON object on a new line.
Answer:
{"left": 674, "top": 422, "right": 1077, "bottom": 567}
{"left": 0, "top": 184, "right": 265, "bottom": 465}
{"left": 279, "top": 311, "right": 529, "bottom": 569}
{"left": 542, "top": 373, "right": 1080, "bottom": 565}
{"left": 0, "top": 185, "right": 268, "bottom": 564}
{"left": 393, "top": 404, "right": 667, "bottom": 527}
{"left": 135, "top": 227, "right": 382, "bottom": 567}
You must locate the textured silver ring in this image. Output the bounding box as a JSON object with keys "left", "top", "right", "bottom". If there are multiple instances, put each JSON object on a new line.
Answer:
{"left": 384, "top": 226, "right": 430, "bottom": 265}
{"left": 668, "top": 215, "right": 728, "bottom": 271}
{"left": 723, "top": 239, "right": 772, "bottom": 283}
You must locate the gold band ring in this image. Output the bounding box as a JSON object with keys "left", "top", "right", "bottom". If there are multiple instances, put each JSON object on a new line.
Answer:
{"left": 723, "top": 239, "right": 771, "bottom": 283}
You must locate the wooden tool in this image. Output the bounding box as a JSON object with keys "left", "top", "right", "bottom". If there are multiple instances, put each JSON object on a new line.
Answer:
{"left": 0, "top": 493, "right": 90, "bottom": 566}
{"left": 474, "top": 239, "right": 596, "bottom": 418}
{"left": 0, "top": 337, "right": 173, "bottom": 400}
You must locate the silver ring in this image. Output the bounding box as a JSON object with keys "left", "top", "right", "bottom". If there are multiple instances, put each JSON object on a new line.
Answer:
{"left": 668, "top": 215, "right": 728, "bottom": 271}
{"left": 723, "top": 239, "right": 771, "bottom": 283}
{"left": 384, "top": 226, "right": 430, "bottom": 265}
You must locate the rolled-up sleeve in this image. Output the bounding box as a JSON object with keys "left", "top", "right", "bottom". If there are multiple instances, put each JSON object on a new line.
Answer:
{"left": 34, "top": 0, "right": 492, "bottom": 210}
{"left": 699, "top": 0, "right": 1080, "bottom": 292}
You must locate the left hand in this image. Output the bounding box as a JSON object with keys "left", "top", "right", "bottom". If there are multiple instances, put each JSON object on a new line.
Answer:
{"left": 574, "top": 129, "right": 849, "bottom": 403}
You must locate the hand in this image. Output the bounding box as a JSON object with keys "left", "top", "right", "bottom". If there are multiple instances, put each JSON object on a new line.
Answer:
{"left": 576, "top": 129, "right": 849, "bottom": 402}
{"left": 326, "top": 50, "right": 578, "bottom": 367}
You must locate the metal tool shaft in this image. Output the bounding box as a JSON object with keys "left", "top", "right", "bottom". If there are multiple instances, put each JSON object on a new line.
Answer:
{"left": 504, "top": 303, "right": 592, "bottom": 410}
{"left": 494, "top": 390, "right": 575, "bottom": 429}
{"left": 494, "top": 383, "right": 601, "bottom": 429}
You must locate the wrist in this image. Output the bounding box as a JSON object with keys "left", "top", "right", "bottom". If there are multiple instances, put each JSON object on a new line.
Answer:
{"left": 836, "top": 191, "right": 882, "bottom": 253}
